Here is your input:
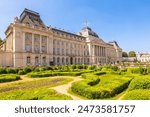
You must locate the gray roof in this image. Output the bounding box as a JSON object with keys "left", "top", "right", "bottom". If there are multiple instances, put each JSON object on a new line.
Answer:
{"left": 82, "top": 26, "right": 99, "bottom": 38}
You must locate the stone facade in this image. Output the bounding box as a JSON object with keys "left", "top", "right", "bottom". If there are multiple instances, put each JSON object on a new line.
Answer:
{"left": 0, "top": 9, "right": 122, "bottom": 67}
{"left": 136, "top": 52, "right": 150, "bottom": 62}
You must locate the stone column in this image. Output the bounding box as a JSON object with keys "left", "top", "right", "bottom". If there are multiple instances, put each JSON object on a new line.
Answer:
{"left": 32, "top": 34, "right": 34, "bottom": 53}
{"left": 46, "top": 36, "right": 48, "bottom": 54}
{"left": 23, "top": 33, "right": 25, "bottom": 52}
{"left": 40, "top": 35, "right": 42, "bottom": 53}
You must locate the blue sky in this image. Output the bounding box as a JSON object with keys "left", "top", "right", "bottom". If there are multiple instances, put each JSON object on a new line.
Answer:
{"left": 0, "top": 0, "right": 150, "bottom": 52}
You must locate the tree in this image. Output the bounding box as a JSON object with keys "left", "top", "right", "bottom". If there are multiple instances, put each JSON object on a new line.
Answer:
{"left": 128, "top": 51, "right": 136, "bottom": 57}
{"left": 122, "top": 52, "right": 128, "bottom": 57}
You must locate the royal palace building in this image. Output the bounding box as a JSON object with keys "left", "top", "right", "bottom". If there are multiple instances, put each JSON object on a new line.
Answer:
{"left": 0, "top": 9, "right": 122, "bottom": 67}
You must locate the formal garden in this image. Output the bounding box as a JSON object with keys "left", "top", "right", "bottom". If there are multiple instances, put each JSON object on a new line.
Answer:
{"left": 0, "top": 64, "right": 150, "bottom": 100}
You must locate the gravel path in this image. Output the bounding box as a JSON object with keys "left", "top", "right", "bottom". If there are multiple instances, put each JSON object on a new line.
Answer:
{"left": 52, "top": 77, "right": 83, "bottom": 100}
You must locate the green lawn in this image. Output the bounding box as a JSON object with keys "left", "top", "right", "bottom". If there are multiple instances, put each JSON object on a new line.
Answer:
{"left": 0, "top": 77, "right": 73, "bottom": 100}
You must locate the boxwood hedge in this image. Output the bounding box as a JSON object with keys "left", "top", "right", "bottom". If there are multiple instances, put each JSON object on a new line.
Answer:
{"left": 128, "top": 77, "right": 150, "bottom": 91}
{"left": 123, "top": 89, "right": 150, "bottom": 100}
{"left": 71, "top": 75, "right": 132, "bottom": 99}
{"left": 0, "top": 74, "right": 20, "bottom": 83}
{"left": 27, "top": 71, "right": 84, "bottom": 78}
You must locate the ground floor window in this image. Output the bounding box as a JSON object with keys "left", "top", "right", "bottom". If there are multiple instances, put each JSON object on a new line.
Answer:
{"left": 35, "top": 57, "right": 39, "bottom": 65}
{"left": 27, "top": 56, "right": 31, "bottom": 64}
{"left": 43, "top": 57, "right": 46, "bottom": 65}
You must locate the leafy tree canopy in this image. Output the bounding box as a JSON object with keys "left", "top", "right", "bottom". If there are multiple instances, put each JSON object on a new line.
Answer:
{"left": 128, "top": 51, "right": 136, "bottom": 57}
{"left": 122, "top": 52, "right": 128, "bottom": 57}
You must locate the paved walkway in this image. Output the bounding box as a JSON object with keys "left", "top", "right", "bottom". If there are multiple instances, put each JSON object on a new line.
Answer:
{"left": 52, "top": 77, "right": 83, "bottom": 100}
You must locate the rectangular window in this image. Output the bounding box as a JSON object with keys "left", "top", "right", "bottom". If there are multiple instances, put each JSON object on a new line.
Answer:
{"left": 27, "top": 56, "right": 31, "bottom": 64}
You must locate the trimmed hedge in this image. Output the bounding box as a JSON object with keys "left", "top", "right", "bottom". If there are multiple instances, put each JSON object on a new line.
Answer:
{"left": 128, "top": 77, "right": 150, "bottom": 91}
{"left": 27, "top": 71, "right": 83, "bottom": 78}
{"left": 0, "top": 67, "right": 7, "bottom": 74}
{"left": 127, "top": 67, "right": 147, "bottom": 75}
{"left": 94, "top": 71, "right": 106, "bottom": 75}
{"left": 71, "top": 80, "right": 110, "bottom": 99}
{"left": 0, "top": 74, "right": 20, "bottom": 83}
{"left": 23, "top": 66, "right": 32, "bottom": 74}
{"left": 123, "top": 89, "right": 150, "bottom": 100}
{"left": 71, "top": 75, "right": 132, "bottom": 99}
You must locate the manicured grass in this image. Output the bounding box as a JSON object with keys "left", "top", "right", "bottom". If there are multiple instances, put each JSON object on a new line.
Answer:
{"left": 0, "top": 77, "right": 73, "bottom": 100}
{"left": 0, "top": 87, "right": 72, "bottom": 100}
{"left": 0, "top": 74, "right": 20, "bottom": 83}
{"left": 0, "top": 77, "right": 73, "bottom": 93}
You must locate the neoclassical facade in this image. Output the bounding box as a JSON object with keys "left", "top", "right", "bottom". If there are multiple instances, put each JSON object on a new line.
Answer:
{"left": 0, "top": 9, "right": 122, "bottom": 67}
{"left": 136, "top": 52, "right": 150, "bottom": 62}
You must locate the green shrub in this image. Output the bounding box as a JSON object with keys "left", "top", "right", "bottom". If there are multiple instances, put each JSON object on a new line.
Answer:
{"left": 111, "top": 66, "right": 119, "bottom": 71}
{"left": 147, "top": 67, "right": 150, "bottom": 74}
{"left": 94, "top": 71, "right": 106, "bottom": 75}
{"left": 88, "top": 78, "right": 100, "bottom": 86}
{"left": 27, "top": 71, "right": 83, "bottom": 78}
{"left": 0, "top": 74, "right": 20, "bottom": 83}
{"left": 76, "top": 64, "right": 84, "bottom": 69}
{"left": 18, "top": 70, "right": 25, "bottom": 75}
{"left": 0, "top": 67, "right": 7, "bottom": 74}
{"left": 88, "top": 65, "right": 97, "bottom": 70}
{"left": 71, "top": 64, "right": 76, "bottom": 70}
{"left": 71, "top": 80, "right": 111, "bottom": 99}
{"left": 71, "top": 75, "right": 132, "bottom": 99}
{"left": 123, "top": 89, "right": 150, "bottom": 100}
{"left": 127, "top": 67, "right": 147, "bottom": 75}
{"left": 23, "top": 66, "right": 32, "bottom": 73}
{"left": 44, "top": 66, "right": 53, "bottom": 70}
{"left": 34, "top": 67, "right": 40, "bottom": 72}
{"left": 128, "top": 77, "right": 150, "bottom": 91}
{"left": 6, "top": 68, "right": 17, "bottom": 74}
{"left": 120, "top": 68, "right": 127, "bottom": 72}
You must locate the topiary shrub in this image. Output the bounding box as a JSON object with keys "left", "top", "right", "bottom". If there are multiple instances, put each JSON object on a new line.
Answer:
{"left": 88, "top": 65, "right": 97, "bottom": 70}
{"left": 18, "top": 70, "right": 25, "bottom": 75}
{"left": 23, "top": 66, "right": 32, "bottom": 74}
{"left": 71, "top": 64, "right": 76, "bottom": 70}
{"left": 77, "top": 64, "right": 84, "bottom": 69}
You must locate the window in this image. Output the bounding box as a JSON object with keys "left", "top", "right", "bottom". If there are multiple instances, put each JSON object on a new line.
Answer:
{"left": 57, "top": 48, "right": 60, "bottom": 55}
{"left": 27, "top": 56, "right": 31, "bottom": 64}
{"left": 57, "top": 57, "right": 60, "bottom": 65}
{"left": 35, "top": 57, "right": 39, "bottom": 65}
{"left": 25, "top": 33, "right": 32, "bottom": 52}
{"left": 42, "top": 46, "right": 46, "bottom": 53}
{"left": 43, "top": 57, "right": 46, "bottom": 64}
{"left": 34, "top": 34, "right": 40, "bottom": 53}
{"left": 25, "top": 45, "right": 32, "bottom": 52}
